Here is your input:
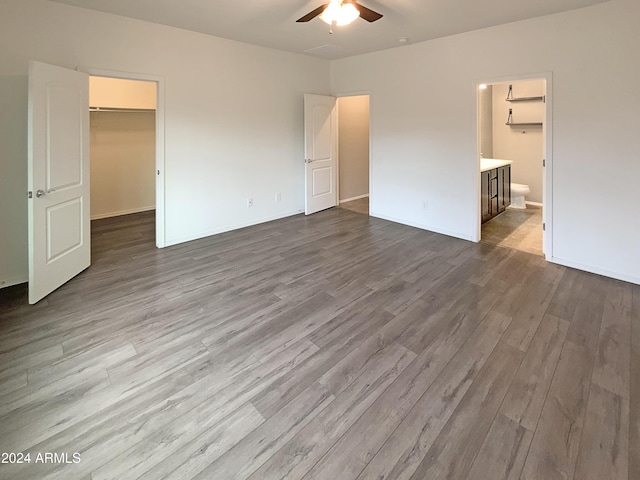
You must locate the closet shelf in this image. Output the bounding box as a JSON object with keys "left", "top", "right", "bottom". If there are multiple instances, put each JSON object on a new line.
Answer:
{"left": 90, "top": 106, "right": 155, "bottom": 113}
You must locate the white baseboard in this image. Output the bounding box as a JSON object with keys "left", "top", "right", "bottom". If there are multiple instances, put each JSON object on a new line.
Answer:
{"left": 370, "top": 211, "right": 474, "bottom": 242}
{"left": 165, "top": 210, "right": 304, "bottom": 247}
{"left": 339, "top": 194, "right": 369, "bottom": 204}
{"left": 0, "top": 275, "right": 28, "bottom": 290}
{"left": 526, "top": 201, "right": 543, "bottom": 207}
{"left": 91, "top": 206, "right": 155, "bottom": 220}
{"left": 550, "top": 256, "right": 640, "bottom": 286}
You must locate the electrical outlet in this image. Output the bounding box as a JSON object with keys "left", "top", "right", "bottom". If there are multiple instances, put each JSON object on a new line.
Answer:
{"left": 247, "top": 197, "right": 253, "bottom": 207}
{"left": 275, "top": 193, "right": 282, "bottom": 202}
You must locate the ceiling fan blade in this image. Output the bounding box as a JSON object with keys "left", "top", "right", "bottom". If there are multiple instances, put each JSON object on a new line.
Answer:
{"left": 353, "top": 3, "right": 383, "bottom": 22}
{"left": 296, "top": 4, "right": 329, "bottom": 22}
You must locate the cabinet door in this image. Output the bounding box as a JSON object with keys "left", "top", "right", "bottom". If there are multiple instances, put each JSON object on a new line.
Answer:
{"left": 481, "top": 171, "right": 491, "bottom": 223}
{"left": 498, "top": 165, "right": 512, "bottom": 211}
{"left": 497, "top": 167, "right": 506, "bottom": 213}
{"left": 490, "top": 189, "right": 498, "bottom": 217}
{"left": 504, "top": 166, "right": 511, "bottom": 208}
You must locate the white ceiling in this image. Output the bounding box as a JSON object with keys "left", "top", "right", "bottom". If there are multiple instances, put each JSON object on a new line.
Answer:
{"left": 48, "top": 0, "right": 609, "bottom": 59}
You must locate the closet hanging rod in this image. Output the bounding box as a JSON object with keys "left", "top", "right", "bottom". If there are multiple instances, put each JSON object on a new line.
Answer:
{"left": 89, "top": 106, "right": 155, "bottom": 113}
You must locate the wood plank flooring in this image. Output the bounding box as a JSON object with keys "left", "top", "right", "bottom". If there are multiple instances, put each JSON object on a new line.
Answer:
{"left": 0, "top": 208, "right": 638, "bottom": 480}
{"left": 338, "top": 197, "right": 369, "bottom": 215}
{"left": 481, "top": 205, "right": 543, "bottom": 256}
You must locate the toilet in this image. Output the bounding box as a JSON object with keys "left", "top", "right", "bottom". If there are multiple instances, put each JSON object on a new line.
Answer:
{"left": 510, "top": 183, "right": 530, "bottom": 209}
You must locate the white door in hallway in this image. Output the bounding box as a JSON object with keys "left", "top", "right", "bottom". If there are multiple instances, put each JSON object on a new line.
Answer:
{"left": 304, "top": 94, "right": 337, "bottom": 215}
{"left": 28, "top": 61, "right": 90, "bottom": 304}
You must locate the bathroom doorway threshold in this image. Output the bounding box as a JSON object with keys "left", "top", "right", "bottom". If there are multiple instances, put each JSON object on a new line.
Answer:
{"left": 481, "top": 205, "right": 543, "bottom": 256}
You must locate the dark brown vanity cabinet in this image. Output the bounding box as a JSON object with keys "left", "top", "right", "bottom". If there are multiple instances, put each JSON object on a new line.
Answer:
{"left": 481, "top": 165, "right": 511, "bottom": 223}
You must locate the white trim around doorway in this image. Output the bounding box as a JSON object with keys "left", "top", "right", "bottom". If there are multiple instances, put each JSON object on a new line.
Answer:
{"left": 474, "top": 72, "right": 553, "bottom": 261}
{"left": 81, "top": 66, "right": 166, "bottom": 248}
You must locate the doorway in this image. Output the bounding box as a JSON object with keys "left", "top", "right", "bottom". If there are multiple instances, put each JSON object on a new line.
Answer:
{"left": 26, "top": 62, "right": 166, "bottom": 303}
{"left": 337, "top": 95, "right": 370, "bottom": 215}
{"left": 477, "top": 75, "right": 552, "bottom": 258}
{"left": 87, "top": 68, "right": 166, "bottom": 248}
{"left": 89, "top": 77, "right": 156, "bottom": 224}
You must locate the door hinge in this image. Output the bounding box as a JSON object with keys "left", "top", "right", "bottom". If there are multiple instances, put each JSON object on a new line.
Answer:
{"left": 28, "top": 191, "right": 33, "bottom": 199}
{"left": 543, "top": 222, "right": 546, "bottom": 231}
{"left": 543, "top": 158, "right": 546, "bottom": 167}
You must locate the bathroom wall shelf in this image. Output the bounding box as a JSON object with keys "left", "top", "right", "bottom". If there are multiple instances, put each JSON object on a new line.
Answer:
{"left": 506, "top": 108, "right": 542, "bottom": 126}
{"left": 506, "top": 96, "right": 545, "bottom": 102}
{"left": 506, "top": 85, "right": 545, "bottom": 102}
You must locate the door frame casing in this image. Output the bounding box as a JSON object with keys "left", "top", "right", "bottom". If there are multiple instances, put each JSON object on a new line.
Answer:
{"left": 474, "top": 72, "right": 553, "bottom": 260}
{"left": 83, "top": 67, "right": 166, "bottom": 248}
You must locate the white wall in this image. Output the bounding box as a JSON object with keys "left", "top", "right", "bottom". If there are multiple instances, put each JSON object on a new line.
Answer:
{"left": 90, "top": 76, "right": 157, "bottom": 110}
{"left": 331, "top": 0, "right": 640, "bottom": 284}
{"left": 479, "top": 86, "right": 493, "bottom": 159}
{"left": 492, "top": 80, "right": 544, "bottom": 203}
{"left": 338, "top": 95, "right": 369, "bottom": 201}
{"left": 90, "top": 111, "right": 156, "bottom": 219}
{"left": 0, "top": 76, "right": 28, "bottom": 288}
{"left": 0, "top": 0, "right": 330, "bottom": 287}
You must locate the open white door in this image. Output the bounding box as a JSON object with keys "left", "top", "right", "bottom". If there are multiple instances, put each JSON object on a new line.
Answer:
{"left": 28, "top": 61, "right": 90, "bottom": 304}
{"left": 304, "top": 94, "right": 337, "bottom": 215}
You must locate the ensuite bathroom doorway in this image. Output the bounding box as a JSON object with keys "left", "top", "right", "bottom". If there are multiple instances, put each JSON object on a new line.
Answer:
{"left": 477, "top": 76, "right": 551, "bottom": 258}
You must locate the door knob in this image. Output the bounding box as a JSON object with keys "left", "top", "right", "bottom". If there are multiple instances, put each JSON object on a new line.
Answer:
{"left": 36, "top": 189, "right": 46, "bottom": 198}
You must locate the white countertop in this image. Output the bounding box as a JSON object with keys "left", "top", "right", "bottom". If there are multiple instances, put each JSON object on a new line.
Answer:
{"left": 480, "top": 158, "right": 513, "bottom": 172}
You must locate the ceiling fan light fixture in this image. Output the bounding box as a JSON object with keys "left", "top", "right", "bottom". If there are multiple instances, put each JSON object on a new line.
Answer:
{"left": 320, "top": 1, "right": 360, "bottom": 26}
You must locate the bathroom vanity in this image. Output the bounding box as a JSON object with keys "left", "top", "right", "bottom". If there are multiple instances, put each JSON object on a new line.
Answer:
{"left": 480, "top": 159, "right": 512, "bottom": 223}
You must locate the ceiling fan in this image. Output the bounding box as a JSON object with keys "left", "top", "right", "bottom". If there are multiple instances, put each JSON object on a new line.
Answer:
{"left": 297, "top": 0, "right": 383, "bottom": 30}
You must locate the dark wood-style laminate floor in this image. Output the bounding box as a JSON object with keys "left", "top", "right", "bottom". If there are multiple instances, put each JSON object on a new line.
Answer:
{"left": 0, "top": 209, "right": 638, "bottom": 480}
